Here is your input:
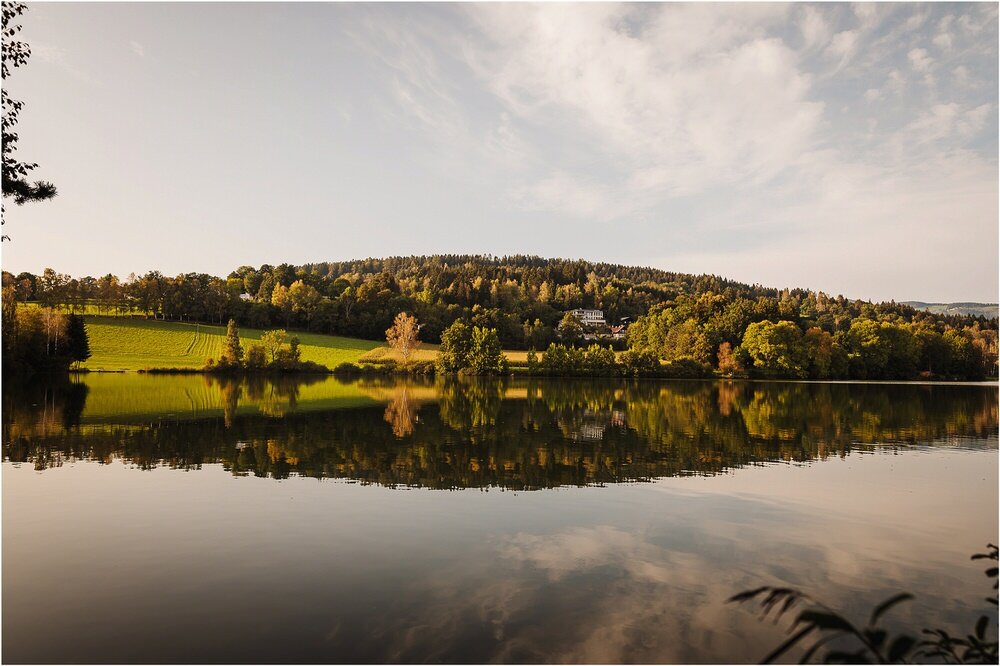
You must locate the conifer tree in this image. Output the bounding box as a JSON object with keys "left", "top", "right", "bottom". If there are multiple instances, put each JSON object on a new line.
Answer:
{"left": 65, "top": 314, "right": 90, "bottom": 367}
{"left": 221, "top": 319, "right": 243, "bottom": 366}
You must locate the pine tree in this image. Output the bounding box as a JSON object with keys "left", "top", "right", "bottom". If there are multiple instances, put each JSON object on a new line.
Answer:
{"left": 221, "top": 319, "right": 243, "bottom": 366}
{"left": 64, "top": 314, "right": 90, "bottom": 367}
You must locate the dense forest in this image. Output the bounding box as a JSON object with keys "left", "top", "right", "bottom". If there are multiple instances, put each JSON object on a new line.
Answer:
{"left": 3, "top": 255, "right": 997, "bottom": 380}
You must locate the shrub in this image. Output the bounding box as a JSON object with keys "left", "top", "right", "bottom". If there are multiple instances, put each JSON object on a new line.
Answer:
{"left": 245, "top": 344, "right": 267, "bottom": 369}
{"left": 542, "top": 343, "right": 585, "bottom": 375}
{"left": 526, "top": 348, "right": 539, "bottom": 375}
{"left": 618, "top": 349, "right": 660, "bottom": 377}
{"left": 661, "top": 357, "right": 713, "bottom": 379}
{"left": 583, "top": 344, "right": 617, "bottom": 376}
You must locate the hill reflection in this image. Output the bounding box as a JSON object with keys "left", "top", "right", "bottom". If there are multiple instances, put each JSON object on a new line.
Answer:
{"left": 4, "top": 376, "right": 997, "bottom": 489}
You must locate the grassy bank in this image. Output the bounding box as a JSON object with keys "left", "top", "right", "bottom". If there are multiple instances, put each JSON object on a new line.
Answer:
{"left": 80, "top": 317, "right": 605, "bottom": 372}
{"left": 82, "top": 317, "right": 381, "bottom": 371}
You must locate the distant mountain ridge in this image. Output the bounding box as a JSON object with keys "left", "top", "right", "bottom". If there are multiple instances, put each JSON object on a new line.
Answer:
{"left": 903, "top": 302, "right": 999, "bottom": 318}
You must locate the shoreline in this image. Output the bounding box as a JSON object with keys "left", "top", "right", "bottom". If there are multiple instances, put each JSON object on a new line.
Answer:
{"left": 63, "top": 367, "right": 1000, "bottom": 387}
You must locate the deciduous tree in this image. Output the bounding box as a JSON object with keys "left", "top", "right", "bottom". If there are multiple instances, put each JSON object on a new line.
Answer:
{"left": 260, "top": 329, "right": 287, "bottom": 363}
{"left": 437, "top": 319, "right": 473, "bottom": 372}
{"left": 2, "top": 2, "right": 56, "bottom": 239}
{"left": 385, "top": 312, "right": 421, "bottom": 362}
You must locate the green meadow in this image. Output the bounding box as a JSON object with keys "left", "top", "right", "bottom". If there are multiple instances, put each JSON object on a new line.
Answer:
{"left": 80, "top": 316, "right": 541, "bottom": 371}
{"left": 82, "top": 316, "right": 382, "bottom": 371}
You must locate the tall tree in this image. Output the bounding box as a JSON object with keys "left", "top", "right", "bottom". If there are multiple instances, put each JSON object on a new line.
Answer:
{"left": 717, "top": 342, "right": 741, "bottom": 377}
{"left": 741, "top": 320, "right": 807, "bottom": 378}
{"left": 288, "top": 280, "right": 322, "bottom": 324}
{"left": 385, "top": 312, "right": 421, "bottom": 362}
{"left": 557, "top": 312, "right": 584, "bottom": 346}
{"left": 220, "top": 319, "right": 243, "bottom": 366}
{"left": 260, "top": 329, "right": 287, "bottom": 363}
{"left": 437, "top": 319, "right": 473, "bottom": 372}
{"left": 64, "top": 314, "right": 91, "bottom": 367}
{"left": 271, "top": 283, "right": 292, "bottom": 327}
{"left": 468, "top": 326, "right": 507, "bottom": 374}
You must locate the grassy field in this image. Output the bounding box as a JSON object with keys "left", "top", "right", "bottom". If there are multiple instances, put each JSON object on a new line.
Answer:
{"left": 82, "top": 317, "right": 382, "bottom": 371}
{"left": 81, "top": 316, "right": 561, "bottom": 371}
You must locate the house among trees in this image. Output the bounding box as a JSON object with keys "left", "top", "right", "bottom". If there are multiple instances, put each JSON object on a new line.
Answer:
{"left": 568, "top": 308, "right": 607, "bottom": 327}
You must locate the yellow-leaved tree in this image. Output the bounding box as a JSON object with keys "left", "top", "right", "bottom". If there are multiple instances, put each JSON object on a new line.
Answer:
{"left": 386, "top": 312, "right": 421, "bottom": 362}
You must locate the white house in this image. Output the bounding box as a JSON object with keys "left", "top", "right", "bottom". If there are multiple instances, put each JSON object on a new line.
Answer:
{"left": 568, "top": 308, "right": 606, "bottom": 327}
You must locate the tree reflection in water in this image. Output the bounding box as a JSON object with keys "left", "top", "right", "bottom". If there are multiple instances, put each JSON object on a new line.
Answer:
{"left": 3, "top": 376, "right": 997, "bottom": 488}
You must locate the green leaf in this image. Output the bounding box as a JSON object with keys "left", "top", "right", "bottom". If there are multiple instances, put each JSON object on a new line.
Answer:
{"left": 869, "top": 593, "right": 913, "bottom": 626}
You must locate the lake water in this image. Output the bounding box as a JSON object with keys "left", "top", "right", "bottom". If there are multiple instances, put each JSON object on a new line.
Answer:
{"left": 3, "top": 375, "right": 998, "bottom": 663}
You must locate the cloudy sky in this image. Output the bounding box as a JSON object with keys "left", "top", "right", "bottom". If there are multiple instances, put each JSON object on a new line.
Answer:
{"left": 4, "top": 2, "right": 997, "bottom": 302}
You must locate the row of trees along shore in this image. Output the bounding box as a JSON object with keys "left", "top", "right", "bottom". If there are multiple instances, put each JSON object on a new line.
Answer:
{"left": 4, "top": 255, "right": 997, "bottom": 380}
{"left": 1, "top": 303, "right": 90, "bottom": 375}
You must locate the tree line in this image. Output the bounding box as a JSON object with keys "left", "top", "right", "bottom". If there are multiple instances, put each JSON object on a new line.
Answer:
{"left": 626, "top": 292, "right": 997, "bottom": 380}
{"left": 4, "top": 255, "right": 997, "bottom": 380}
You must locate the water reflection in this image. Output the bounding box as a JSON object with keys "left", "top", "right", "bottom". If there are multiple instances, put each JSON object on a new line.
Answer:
{"left": 3, "top": 375, "right": 998, "bottom": 663}
{"left": 4, "top": 376, "right": 996, "bottom": 488}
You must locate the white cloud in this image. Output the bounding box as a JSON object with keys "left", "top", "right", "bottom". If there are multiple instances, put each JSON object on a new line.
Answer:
{"left": 798, "top": 5, "right": 831, "bottom": 50}
{"left": 129, "top": 40, "right": 145, "bottom": 57}
{"left": 464, "top": 4, "right": 822, "bottom": 202}
{"left": 348, "top": 3, "right": 997, "bottom": 299}
{"left": 932, "top": 31, "right": 953, "bottom": 51}
{"left": 902, "top": 10, "right": 930, "bottom": 32}
{"left": 903, "top": 102, "right": 991, "bottom": 143}
{"left": 907, "top": 47, "right": 934, "bottom": 72}
{"left": 825, "top": 29, "right": 858, "bottom": 65}
{"left": 958, "top": 103, "right": 991, "bottom": 137}
{"left": 886, "top": 68, "right": 906, "bottom": 95}
{"left": 958, "top": 13, "right": 987, "bottom": 35}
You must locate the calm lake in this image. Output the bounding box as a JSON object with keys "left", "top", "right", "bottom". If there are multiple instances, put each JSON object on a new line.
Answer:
{"left": 3, "top": 375, "right": 998, "bottom": 664}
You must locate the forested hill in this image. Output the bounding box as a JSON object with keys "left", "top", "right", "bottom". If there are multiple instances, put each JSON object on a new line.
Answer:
{"left": 297, "top": 254, "right": 749, "bottom": 297}
{"left": 903, "top": 301, "right": 999, "bottom": 319}
{"left": 4, "top": 255, "right": 998, "bottom": 379}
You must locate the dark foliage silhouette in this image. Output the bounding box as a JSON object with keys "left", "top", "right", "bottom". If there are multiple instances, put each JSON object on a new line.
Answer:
{"left": 730, "top": 545, "right": 999, "bottom": 663}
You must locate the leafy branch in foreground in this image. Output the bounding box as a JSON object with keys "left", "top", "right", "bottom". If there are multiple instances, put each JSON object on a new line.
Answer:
{"left": 729, "top": 544, "right": 998, "bottom": 664}
{"left": 2, "top": 2, "right": 57, "bottom": 211}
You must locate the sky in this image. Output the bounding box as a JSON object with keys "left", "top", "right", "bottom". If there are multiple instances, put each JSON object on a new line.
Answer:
{"left": 2, "top": 2, "right": 997, "bottom": 303}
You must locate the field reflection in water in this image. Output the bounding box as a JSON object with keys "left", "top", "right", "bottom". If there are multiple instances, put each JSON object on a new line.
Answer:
{"left": 3, "top": 375, "right": 998, "bottom": 663}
